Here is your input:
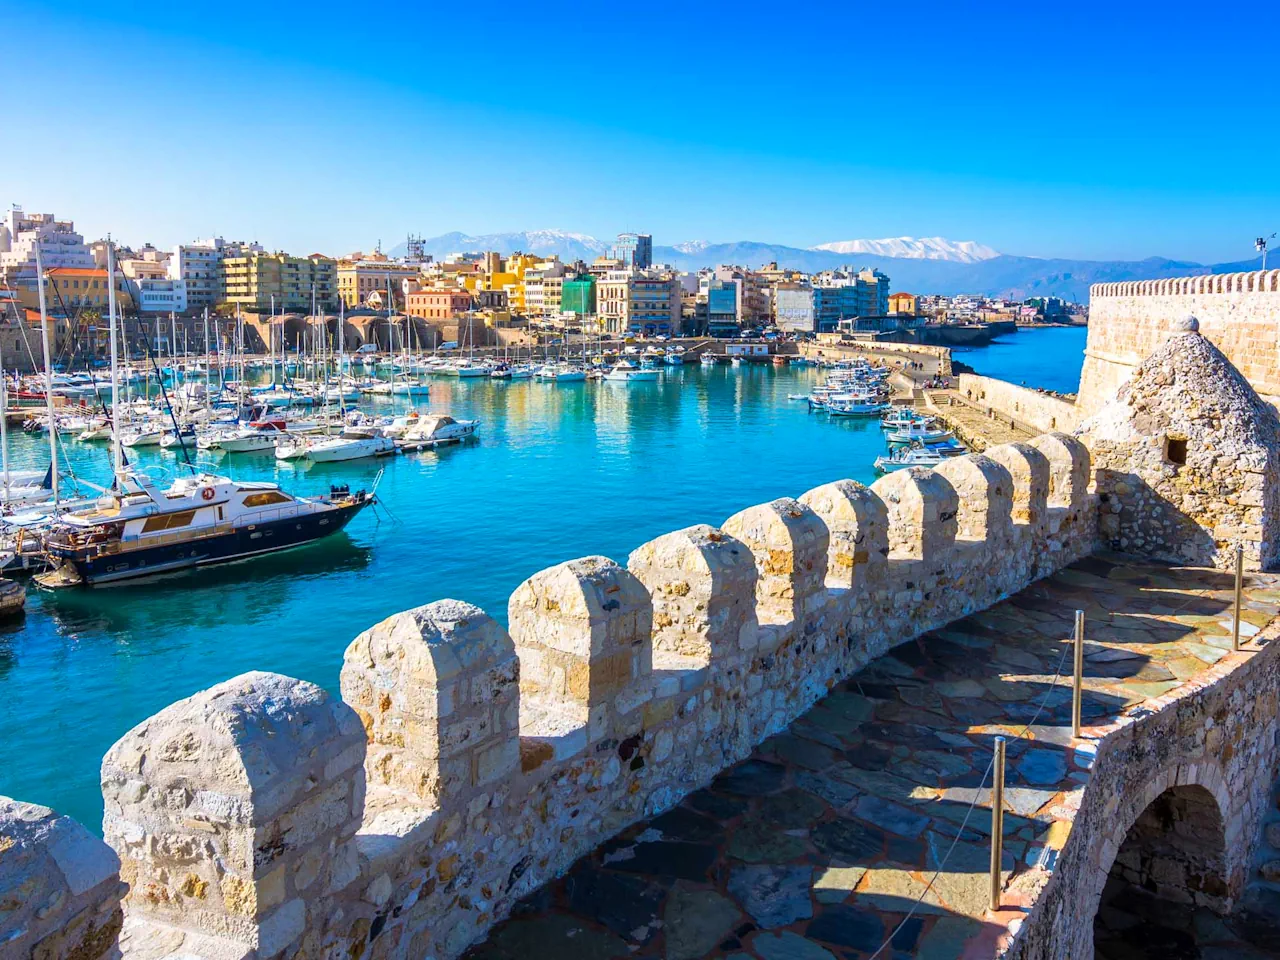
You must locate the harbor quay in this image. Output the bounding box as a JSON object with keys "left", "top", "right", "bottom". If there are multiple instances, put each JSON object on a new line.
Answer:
{"left": 4, "top": 273, "right": 1280, "bottom": 960}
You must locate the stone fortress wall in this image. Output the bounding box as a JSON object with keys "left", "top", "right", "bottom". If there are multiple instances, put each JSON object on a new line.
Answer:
{"left": 956, "top": 373, "right": 1082, "bottom": 435}
{"left": 1080, "top": 269, "right": 1280, "bottom": 415}
{"left": 2, "top": 435, "right": 1100, "bottom": 960}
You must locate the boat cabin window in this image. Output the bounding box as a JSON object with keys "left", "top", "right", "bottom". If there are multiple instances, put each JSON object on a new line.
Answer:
{"left": 141, "top": 510, "right": 197, "bottom": 533}
{"left": 242, "top": 491, "right": 292, "bottom": 507}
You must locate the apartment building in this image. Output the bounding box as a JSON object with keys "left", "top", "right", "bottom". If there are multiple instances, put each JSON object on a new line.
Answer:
{"left": 221, "top": 252, "right": 338, "bottom": 311}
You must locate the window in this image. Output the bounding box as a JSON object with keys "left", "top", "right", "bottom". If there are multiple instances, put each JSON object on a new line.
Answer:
{"left": 242, "top": 491, "right": 292, "bottom": 507}
{"left": 1164, "top": 436, "right": 1188, "bottom": 466}
{"left": 141, "top": 510, "right": 197, "bottom": 533}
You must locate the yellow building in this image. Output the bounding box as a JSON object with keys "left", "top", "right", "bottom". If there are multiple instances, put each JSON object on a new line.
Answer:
{"left": 889, "top": 292, "right": 918, "bottom": 316}
{"left": 41, "top": 268, "right": 135, "bottom": 311}
{"left": 337, "top": 260, "right": 420, "bottom": 309}
{"left": 221, "top": 252, "right": 337, "bottom": 311}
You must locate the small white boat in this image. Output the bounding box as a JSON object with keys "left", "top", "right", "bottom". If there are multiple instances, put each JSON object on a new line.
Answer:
{"left": 828, "top": 398, "right": 891, "bottom": 417}
{"left": 397, "top": 414, "right": 480, "bottom": 450}
{"left": 392, "top": 380, "right": 430, "bottom": 397}
{"left": 603, "top": 360, "right": 659, "bottom": 383}
{"left": 885, "top": 421, "right": 954, "bottom": 444}
{"left": 276, "top": 432, "right": 395, "bottom": 463}
{"left": 875, "top": 444, "right": 953, "bottom": 472}
{"left": 120, "top": 426, "right": 165, "bottom": 448}
{"left": 700, "top": 353, "right": 717, "bottom": 367}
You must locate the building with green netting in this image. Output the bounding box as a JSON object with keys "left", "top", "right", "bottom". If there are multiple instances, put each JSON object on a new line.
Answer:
{"left": 561, "top": 276, "right": 597, "bottom": 315}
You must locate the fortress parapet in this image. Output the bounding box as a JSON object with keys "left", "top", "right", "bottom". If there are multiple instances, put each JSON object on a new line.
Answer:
{"left": 0, "top": 437, "right": 1103, "bottom": 960}
{"left": 1082, "top": 268, "right": 1280, "bottom": 415}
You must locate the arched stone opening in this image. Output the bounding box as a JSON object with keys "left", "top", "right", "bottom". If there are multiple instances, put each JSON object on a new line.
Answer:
{"left": 1093, "top": 784, "right": 1229, "bottom": 958}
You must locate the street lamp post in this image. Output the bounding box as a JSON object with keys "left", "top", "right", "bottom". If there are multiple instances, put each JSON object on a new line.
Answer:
{"left": 1258, "top": 233, "right": 1276, "bottom": 271}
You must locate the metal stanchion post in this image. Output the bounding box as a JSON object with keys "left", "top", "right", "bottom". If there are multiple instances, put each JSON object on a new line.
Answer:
{"left": 990, "top": 736, "right": 1006, "bottom": 912}
{"left": 1073, "top": 610, "right": 1084, "bottom": 738}
{"left": 1233, "top": 543, "right": 1244, "bottom": 652}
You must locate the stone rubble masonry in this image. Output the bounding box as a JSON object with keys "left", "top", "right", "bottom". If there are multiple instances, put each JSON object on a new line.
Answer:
{"left": 1078, "top": 328, "right": 1280, "bottom": 571}
{"left": 0, "top": 432, "right": 1099, "bottom": 960}
{"left": 1081, "top": 269, "right": 1280, "bottom": 416}
{"left": 0, "top": 797, "right": 124, "bottom": 959}
{"left": 1007, "top": 613, "right": 1280, "bottom": 959}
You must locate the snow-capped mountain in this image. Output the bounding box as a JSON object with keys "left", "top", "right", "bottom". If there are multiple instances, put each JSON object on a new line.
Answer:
{"left": 810, "top": 237, "right": 1000, "bottom": 263}
{"left": 409, "top": 230, "right": 611, "bottom": 262}
{"left": 671, "top": 240, "right": 713, "bottom": 255}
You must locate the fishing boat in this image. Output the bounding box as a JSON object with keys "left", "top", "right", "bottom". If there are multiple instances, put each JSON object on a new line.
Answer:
{"left": 700, "top": 352, "right": 717, "bottom": 367}
{"left": 35, "top": 472, "right": 374, "bottom": 587}
{"left": 827, "top": 397, "right": 892, "bottom": 416}
{"left": 880, "top": 408, "right": 927, "bottom": 430}
{"left": 885, "top": 420, "right": 954, "bottom": 444}
{"left": 874, "top": 444, "right": 953, "bottom": 472}
{"left": 603, "top": 360, "right": 659, "bottom": 383}
{"left": 397, "top": 414, "right": 480, "bottom": 450}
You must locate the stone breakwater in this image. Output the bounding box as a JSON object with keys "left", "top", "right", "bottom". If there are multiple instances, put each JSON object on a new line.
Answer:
{"left": 1, "top": 433, "right": 1097, "bottom": 960}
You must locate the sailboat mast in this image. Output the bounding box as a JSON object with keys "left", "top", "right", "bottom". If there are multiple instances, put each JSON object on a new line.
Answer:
{"left": 34, "top": 242, "right": 59, "bottom": 506}
{"left": 1, "top": 340, "right": 9, "bottom": 503}
{"left": 203, "top": 307, "right": 211, "bottom": 417}
{"left": 108, "top": 240, "right": 123, "bottom": 483}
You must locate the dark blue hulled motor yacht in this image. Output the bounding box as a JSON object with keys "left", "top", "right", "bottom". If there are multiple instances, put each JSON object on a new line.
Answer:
{"left": 36, "top": 471, "right": 373, "bottom": 587}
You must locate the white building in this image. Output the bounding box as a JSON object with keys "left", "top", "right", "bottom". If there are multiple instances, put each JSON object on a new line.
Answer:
{"left": 0, "top": 209, "right": 95, "bottom": 284}
{"left": 135, "top": 278, "right": 188, "bottom": 314}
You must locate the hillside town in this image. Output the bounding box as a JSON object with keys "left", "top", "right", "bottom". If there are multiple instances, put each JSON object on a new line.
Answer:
{"left": 0, "top": 208, "right": 1083, "bottom": 364}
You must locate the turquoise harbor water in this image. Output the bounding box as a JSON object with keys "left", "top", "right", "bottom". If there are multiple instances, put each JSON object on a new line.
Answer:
{"left": 0, "top": 327, "right": 1087, "bottom": 830}
{"left": 954, "top": 324, "right": 1087, "bottom": 394}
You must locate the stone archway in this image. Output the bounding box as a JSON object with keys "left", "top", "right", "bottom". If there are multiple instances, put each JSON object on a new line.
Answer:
{"left": 1093, "top": 783, "right": 1229, "bottom": 958}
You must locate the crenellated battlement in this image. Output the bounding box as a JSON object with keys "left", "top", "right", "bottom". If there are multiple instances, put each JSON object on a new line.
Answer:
{"left": 1082, "top": 268, "right": 1280, "bottom": 416}
{"left": 0, "top": 435, "right": 1102, "bottom": 960}
{"left": 1091, "top": 269, "right": 1280, "bottom": 299}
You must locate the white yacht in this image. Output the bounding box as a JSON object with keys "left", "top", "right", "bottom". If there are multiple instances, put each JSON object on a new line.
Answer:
{"left": 397, "top": 414, "right": 480, "bottom": 450}
{"left": 275, "top": 432, "right": 395, "bottom": 463}
{"left": 603, "top": 360, "right": 659, "bottom": 382}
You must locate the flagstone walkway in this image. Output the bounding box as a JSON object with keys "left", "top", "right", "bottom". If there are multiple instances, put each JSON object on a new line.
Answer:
{"left": 464, "top": 554, "right": 1280, "bottom": 960}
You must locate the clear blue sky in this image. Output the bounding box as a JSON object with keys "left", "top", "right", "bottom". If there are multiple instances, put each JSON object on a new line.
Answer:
{"left": 5, "top": 0, "right": 1275, "bottom": 263}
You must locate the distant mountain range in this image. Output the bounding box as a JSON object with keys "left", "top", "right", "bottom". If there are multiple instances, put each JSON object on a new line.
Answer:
{"left": 392, "top": 230, "right": 1265, "bottom": 301}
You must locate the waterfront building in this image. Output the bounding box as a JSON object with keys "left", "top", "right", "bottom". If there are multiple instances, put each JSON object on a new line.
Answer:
{"left": 889, "top": 291, "right": 918, "bottom": 315}
{"left": 774, "top": 282, "right": 817, "bottom": 333}
{"left": 597, "top": 269, "right": 681, "bottom": 337}
{"left": 406, "top": 287, "right": 474, "bottom": 321}
{"left": 705, "top": 280, "right": 740, "bottom": 336}
{"left": 337, "top": 259, "right": 420, "bottom": 309}
{"left": 117, "top": 245, "right": 171, "bottom": 282}
{"left": 611, "top": 233, "right": 652, "bottom": 270}
{"left": 221, "top": 252, "right": 338, "bottom": 312}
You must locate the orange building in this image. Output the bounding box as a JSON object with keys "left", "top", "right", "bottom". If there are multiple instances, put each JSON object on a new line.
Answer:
{"left": 42, "top": 267, "right": 134, "bottom": 311}
{"left": 406, "top": 288, "right": 474, "bottom": 320}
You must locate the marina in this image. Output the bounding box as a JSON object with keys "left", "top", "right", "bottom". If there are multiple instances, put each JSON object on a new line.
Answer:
{"left": 0, "top": 327, "right": 1078, "bottom": 832}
